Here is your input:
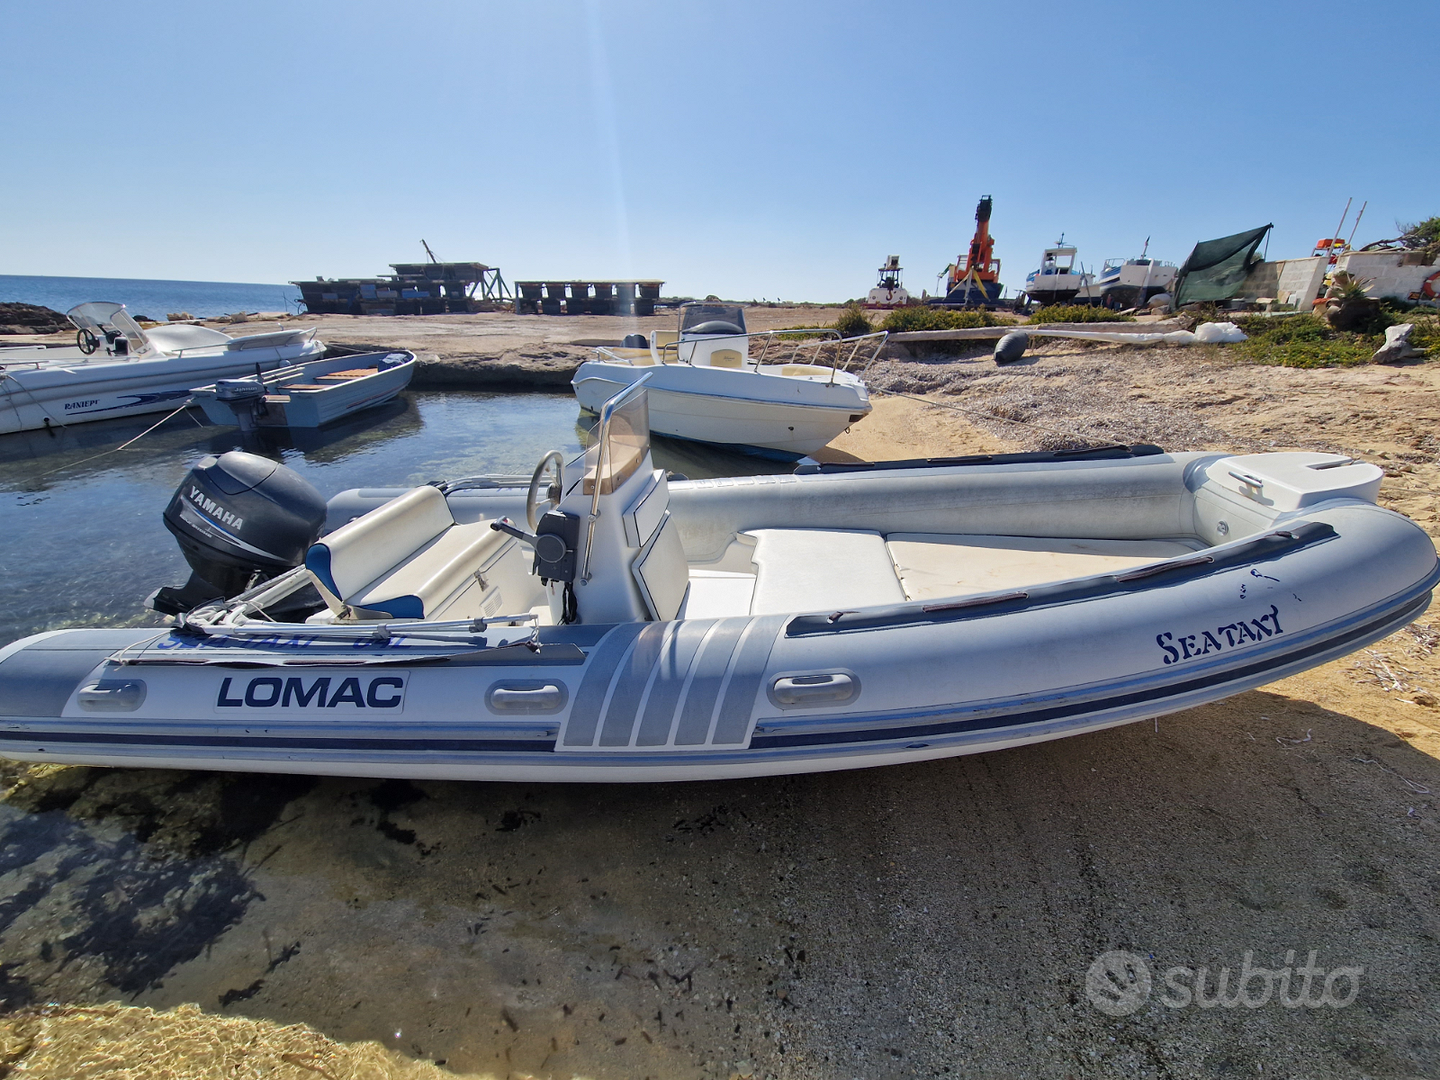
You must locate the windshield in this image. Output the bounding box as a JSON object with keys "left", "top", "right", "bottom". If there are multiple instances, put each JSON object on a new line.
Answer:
{"left": 66, "top": 302, "right": 127, "bottom": 332}
{"left": 679, "top": 303, "right": 747, "bottom": 336}
{"left": 584, "top": 387, "right": 650, "bottom": 496}
{"left": 66, "top": 302, "right": 151, "bottom": 356}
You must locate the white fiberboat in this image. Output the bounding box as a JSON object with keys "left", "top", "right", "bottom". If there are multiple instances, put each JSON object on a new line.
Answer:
{"left": 0, "top": 379, "right": 1435, "bottom": 783}
{"left": 571, "top": 303, "right": 883, "bottom": 459}
{"left": 1022, "top": 241, "right": 1094, "bottom": 306}
{"left": 191, "top": 350, "right": 416, "bottom": 430}
{"left": 0, "top": 302, "right": 323, "bottom": 434}
{"left": 865, "top": 255, "right": 912, "bottom": 308}
{"left": 1091, "top": 255, "right": 1179, "bottom": 310}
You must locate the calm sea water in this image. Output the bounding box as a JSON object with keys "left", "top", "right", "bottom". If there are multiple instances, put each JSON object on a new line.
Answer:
{"left": 0, "top": 274, "right": 302, "bottom": 320}
{"left": 0, "top": 392, "right": 777, "bottom": 645}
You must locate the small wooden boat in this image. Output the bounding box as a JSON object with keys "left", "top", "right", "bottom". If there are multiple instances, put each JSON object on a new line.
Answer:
{"left": 191, "top": 350, "right": 415, "bottom": 430}
{"left": 0, "top": 380, "right": 1434, "bottom": 783}
{"left": 0, "top": 303, "right": 323, "bottom": 434}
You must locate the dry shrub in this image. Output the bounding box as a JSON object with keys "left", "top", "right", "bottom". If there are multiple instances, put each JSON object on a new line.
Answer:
{"left": 831, "top": 303, "right": 874, "bottom": 339}
{"left": 0, "top": 1003, "right": 488, "bottom": 1080}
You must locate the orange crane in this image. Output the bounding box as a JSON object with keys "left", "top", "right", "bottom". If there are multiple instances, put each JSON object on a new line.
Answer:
{"left": 935, "top": 195, "right": 1004, "bottom": 308}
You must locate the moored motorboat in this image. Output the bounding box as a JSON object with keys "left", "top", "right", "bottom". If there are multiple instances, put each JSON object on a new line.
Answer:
{"left": 0, "top": 380, "right": 1434, "bottom": 783}
{"left": 571, "top": 302, "right": 883, "bottom": 459}
{"left": 191, "top": 350, "right": 416, "bottom": 430}
{"left": 0, "top": 303, "right": 323, "bottom": 434}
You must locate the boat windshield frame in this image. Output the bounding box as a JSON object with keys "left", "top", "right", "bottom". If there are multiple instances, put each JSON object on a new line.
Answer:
{"left": 1039, "top": 248, "right": 1078, "bottom": 275}
{"left": 602, "top": 328, "right": 888, "bottom": 386}
{"left": 580, "top": 374, "right": 653, "bottom": 581}
{"left": 582, "top": 380, "right": 651, "bottom": 498}
{"left": 679, "top": 303, "right": 747, "bottom": 336}
{"left": 66, "top": 302, "right": 152, "bottom": 357}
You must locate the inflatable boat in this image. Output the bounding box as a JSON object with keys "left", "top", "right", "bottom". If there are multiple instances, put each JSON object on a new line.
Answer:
{"left": 0, "top": 380, "right": 1434, "bottom": 782}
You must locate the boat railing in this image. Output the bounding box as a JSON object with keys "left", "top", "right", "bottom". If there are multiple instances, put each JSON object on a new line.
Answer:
{"left": 168, "top": 566, "right": 542, "bottom": 645}
{"left": 642, "top": 329, "right": 888, "bottom": 385}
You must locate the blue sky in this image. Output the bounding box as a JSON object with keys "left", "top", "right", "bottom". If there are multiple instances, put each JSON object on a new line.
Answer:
{"left": 2, "top": 1, "right": 1435, "bottom": 301}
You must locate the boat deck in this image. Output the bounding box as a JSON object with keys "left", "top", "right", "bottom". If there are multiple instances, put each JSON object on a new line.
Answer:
{"left": 682, "top": 531, "right": 1202, "bottom": 620}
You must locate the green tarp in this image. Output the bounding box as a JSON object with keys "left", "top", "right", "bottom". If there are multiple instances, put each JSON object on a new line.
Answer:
{"left": 1174, "top": 224, "right": 1273, "bottom": 306}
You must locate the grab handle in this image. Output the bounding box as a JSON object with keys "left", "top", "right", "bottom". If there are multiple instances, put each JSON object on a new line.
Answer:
{"left": 488, "top": 683, "right": 567, "bottom": 713}
{"left": 770, "top": 673, "right": 857, "bottom": 707}
{"left": 76, "top": 680, "right": 147, "bottom": 712}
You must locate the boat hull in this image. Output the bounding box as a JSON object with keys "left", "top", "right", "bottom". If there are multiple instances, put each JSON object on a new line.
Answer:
{"left": 1024, "top": 284, "right": 1085, "bottom": 305}
{"left": 192, "top": 352, "right": 416, "bottom": 429}
{"left": 572, "top": 363, "right": 870, "bottom": 456}
{"left": 1, "top": 490, "right": 1434, "bottom": 783}
{"left": 0, "top": 339, "right": 324, "bottom": 434}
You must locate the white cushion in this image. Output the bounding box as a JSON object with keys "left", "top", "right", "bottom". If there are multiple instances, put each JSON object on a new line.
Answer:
{"left": 886, "top": 534, "right": 1200, "bottom": 601}
{"left": 346, "top": 521, "right": 507, "bottom": 616}
{"left": 744, "top": 529, "right": 906, "bottom": 615}
{"left": 309, "top": 486, "right": 455, "bottom": 602}
{"left": 681, "top": 570, "right": 756, "bottom": 619}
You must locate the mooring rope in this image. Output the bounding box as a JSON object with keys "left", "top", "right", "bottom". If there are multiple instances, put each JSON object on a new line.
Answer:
{"left": 1, "top": 370, "right": 68, "bottom": 431}
{"left": 38, "top": 399, "right": 200, "bottom": 478}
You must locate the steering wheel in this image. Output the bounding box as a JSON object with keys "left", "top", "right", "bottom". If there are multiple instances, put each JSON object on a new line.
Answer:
{"left": 76, "top": 329, "right": 99, "bottom": 355}
{"left": 686, "top": 320, "right": 744, "bottom": 336}
{"left": 527, "top": 450, "right": 565, "bottom": 531}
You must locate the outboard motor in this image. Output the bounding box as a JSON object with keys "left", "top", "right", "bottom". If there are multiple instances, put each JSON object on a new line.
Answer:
{"left": 152, "top": 451, "right": 327, "bottom": 615}
{"left": 213, "top": 380, "right": 268, "bottom": 432}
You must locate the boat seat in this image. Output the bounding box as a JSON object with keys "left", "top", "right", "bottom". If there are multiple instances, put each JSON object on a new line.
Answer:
{"left": 744, "top": 529, "right": 906, "bottom": 615}
{"left": 609, "top": 347, "right": 655, "bottom": 366}
{"left": 885, "top": 534, "right": 1201, "bottom": 602}
{"left": 708, "top": 349, "right": 744, "bottom": 368}
{"left": 305, "top": 485, "right": 509, "bottom": 619}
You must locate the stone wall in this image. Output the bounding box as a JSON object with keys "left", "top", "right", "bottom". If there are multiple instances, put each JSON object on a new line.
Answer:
{"left": 1238, "top": 257, "right": 1327, "bottom": 309}
{"left": 1335, "top": 251, "right": 1440, "bottom": 301}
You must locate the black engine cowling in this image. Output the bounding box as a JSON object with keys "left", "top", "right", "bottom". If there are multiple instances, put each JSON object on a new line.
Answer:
{"left": 152, "top": 451, "right": 327, "bottom": 615}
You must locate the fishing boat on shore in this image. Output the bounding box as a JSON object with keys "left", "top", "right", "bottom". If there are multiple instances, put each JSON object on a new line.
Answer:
{"left": 570, "top": 302, "right": 883, "bottom": 459}
{"left": 191, "top": 350, "right": 416, "bottom": 431}
{"left": 1020, "top": 240, "right": 1093, "bottom": 307}
{"left": 0, "top": 379, "right": 1434, "bottom": 783}
{"left": 0, "top": 303, "right": 322, "bottom": 434}
{"left": 1091, "top": 252, "right": 1179, "bottom": 310}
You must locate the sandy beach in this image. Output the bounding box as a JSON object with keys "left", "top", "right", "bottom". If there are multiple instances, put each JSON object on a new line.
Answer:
{"left": 2, "top": 311, "right": 1439, "bottom": 1078}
